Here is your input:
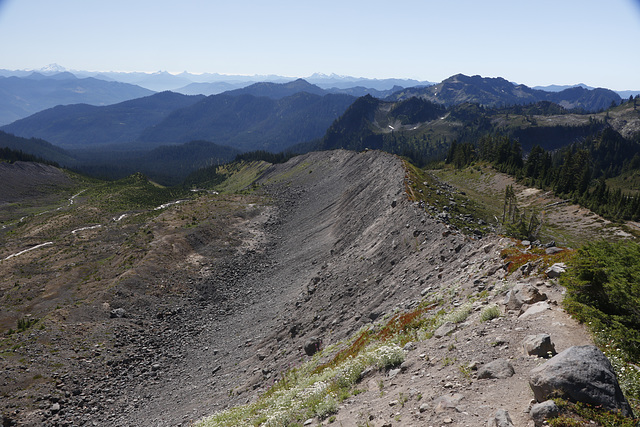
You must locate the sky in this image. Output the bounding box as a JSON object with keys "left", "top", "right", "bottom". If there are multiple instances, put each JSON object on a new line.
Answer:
{"left": 0, "top": 0, "right": 639, "bottom": 90}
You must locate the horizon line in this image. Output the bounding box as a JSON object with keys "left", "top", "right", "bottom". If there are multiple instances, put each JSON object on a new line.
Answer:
{"left": 3, "top": 64, "right": 639, "bottom": 91}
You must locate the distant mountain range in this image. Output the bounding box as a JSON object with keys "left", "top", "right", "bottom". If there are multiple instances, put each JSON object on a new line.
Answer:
{"left": 204, "top": 78, "right": 402, "bottom": 100}
{"left": 1, "top": 91, "right": 205, "bottom": 148}
{"left": 388, "top": 74, "right": 622, "bottom": 111}
{"left": 0, "top": 66, "right": 433, "bottom": 124}
{"left": 2, "top": 73, "right": 629, "bottom": 150}
{"left": 222, "top": 79, "right": 328, "bottom": 99}
{"left": 2, "top": 71, "right": 639, "bottom": 186}
{"left": 0, "top": 64, "right": 433, "bottom": 92}
{"left": 1, "top": 65, "right": 637, "bottom": 127}
{"left": 532, "top": 83, "right": 595, "bottom": 92}
{"left": 0, "top": 72, "right": 153, "bottom": 125}
{"left": 2, "top": 87, "right": 356, "bottom": 153}
{"left": 2, "top": 69, "right": 639, "bottom": 187}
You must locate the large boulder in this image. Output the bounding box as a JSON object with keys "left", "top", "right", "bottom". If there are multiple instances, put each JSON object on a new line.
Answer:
{"left": 529, "top": 345, "right": 633, "bottom": 417}
{"left": 478, "top": 359, "right": 515, "bottom": 379}
{"left": 503, "top": 283, "right": 547, "bottom": 311}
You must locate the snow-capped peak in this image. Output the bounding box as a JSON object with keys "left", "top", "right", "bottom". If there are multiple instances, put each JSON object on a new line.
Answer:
{"left": 39, "top": 63, "right": 67, "bottom": 74}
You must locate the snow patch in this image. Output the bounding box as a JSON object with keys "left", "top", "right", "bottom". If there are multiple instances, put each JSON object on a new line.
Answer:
{"left": 3, "top": 242, "right": 53, "bottom": 261}
{"left": 71, "top": 225, "right": 102, "bottom": 234}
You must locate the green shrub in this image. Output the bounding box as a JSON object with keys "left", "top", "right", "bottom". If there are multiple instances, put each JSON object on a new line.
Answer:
{"left": 548, "top": 416, "right": 585, "bottom": 427}
{"left": 562, "top": 241, "right": 640, "bottom": 356}
{"left": 561, "top": 240, "right": 640, "bottom": 414}
{"left": 17, "top": 317, "right": 37, "bottom": 332}
{"left": 549, "top": 399, "right": 637, "bottom": 427}
{"left": 367, "top": 344, "right": 405, "bottom": 370}
{"left": 561, "top": 240, "right": 640, "bottom": 358}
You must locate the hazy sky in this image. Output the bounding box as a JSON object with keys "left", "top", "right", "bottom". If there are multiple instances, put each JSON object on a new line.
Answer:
{"left": 1, "top": 0, "right": 639, "bottom": 89}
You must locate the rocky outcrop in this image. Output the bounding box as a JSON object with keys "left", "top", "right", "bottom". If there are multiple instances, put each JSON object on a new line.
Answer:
{"left": 545, "top": 263, "right": 566, "bottom": 278}
{"left": 303, "top": 336, "right": 322, "bottom": 356}
{"left": 434, "top": 321, "right": 457, "bottom": 338}
{"left": 434, "top": 393, "right": 464, "bottom": 413}
{"left": 503, "top": 282, "right": 547, "bottom": 311}
{"left": 522, "top": 334, "right": 556, "bottom": 358}
{"left": 529, "top": 345, "right": 633, "bottom": 417}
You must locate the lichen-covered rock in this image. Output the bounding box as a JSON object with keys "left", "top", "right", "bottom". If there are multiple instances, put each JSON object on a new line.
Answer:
{"left": 529, "top": 345, "right": 632, "bottom": 417}
{"left": 530, "top": 400, "right": 559, "bottom": 427}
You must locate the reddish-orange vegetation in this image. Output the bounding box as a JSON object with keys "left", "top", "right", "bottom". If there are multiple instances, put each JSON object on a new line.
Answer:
{"left": 313, "top": 303, "right": 438, "bottom": 374}
{"left": 500, "top": 242, "right": 576, "bottom": 275}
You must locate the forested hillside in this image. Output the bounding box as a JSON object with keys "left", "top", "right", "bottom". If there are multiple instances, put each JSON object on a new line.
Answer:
{"left": 0, "top": 131, "right": 74, "bottom": 165}
{"left": 446, "top": 127, "right": 640, "bottom": 221}
{"left": 1, "top": 92, "right": 205, "bottom": 148}
{"left": 73, "top": 140, "right": 240, "bottom": 185}
{"left": 310, "top": 94, "right": 640, "bottom": 167}
{"left": 136, "top": 92, "right": 355, "bottom": 152}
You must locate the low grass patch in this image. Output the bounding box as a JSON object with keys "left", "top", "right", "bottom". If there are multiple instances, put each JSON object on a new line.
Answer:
{"left": 444, "top": 303, "right": 473, "bottom": 324}
{"left": 214, "top": 161, "right": 271, "bottom": 194}
{"left": 479, "top": 304, "right": 501, "bottom": 322}
{"left": 403, "top": 160, "right": 493, "bottom": 236}
{"left": 548, "top": 398, "right": 637, "bottom": 427}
